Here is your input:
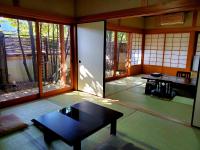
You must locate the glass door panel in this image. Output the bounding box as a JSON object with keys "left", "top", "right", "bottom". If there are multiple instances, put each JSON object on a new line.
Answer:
{"left": 39, "top": 23, "right": 71, "bottom": 93}
{"left": 0, "top": 17, "right": 38, "bottom": 101}
{"left": 105, "top": 31, "right": 115, "bottom": 78}
{"left": 116, "top": 32, "right": 128, "bottom": 76}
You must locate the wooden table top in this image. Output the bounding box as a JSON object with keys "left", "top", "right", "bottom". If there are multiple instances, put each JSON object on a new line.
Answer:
{"left": 142, "top": 74, "right": 197, "bottom": 86}
{"left": 32, "top": 101, "right": 123, "bottom": 146}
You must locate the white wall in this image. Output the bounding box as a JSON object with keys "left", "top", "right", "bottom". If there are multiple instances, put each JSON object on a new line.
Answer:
{"left": 7, "top": 57, "right": 34, "bottom": 82}
{"left": 77, "top": 21, "right": 105, "bottom": 97}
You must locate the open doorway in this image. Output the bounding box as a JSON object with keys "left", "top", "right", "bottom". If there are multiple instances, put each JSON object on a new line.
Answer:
{"left": 104, "top": 14, "right": 199, "bottom": 125}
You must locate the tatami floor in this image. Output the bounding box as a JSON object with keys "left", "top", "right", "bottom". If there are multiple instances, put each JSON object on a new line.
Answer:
{"left": 0, "top": 76, "right": 200, "bottom": 150}
{"left": 105, "top": 75, "right": 194, "bottom": 125}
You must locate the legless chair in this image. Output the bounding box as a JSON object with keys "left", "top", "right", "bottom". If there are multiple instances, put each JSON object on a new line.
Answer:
{"left": 176, "top": 71, "right": 191, "bottom": 79}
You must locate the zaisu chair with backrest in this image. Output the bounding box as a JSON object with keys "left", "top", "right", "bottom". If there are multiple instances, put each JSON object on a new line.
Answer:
{"left": 151, "top": 80, "right": 176, "bottom": 99}
{"left": 176, "top": 71, "right": 191, "bottom": 79}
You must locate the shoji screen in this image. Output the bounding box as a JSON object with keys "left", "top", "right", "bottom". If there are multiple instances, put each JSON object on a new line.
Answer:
{"left": 131, "top": 33, "right": 142, "bottom": 65}
{"left": 144, "top": 34, "right": 165, "bottom": 66}
{"left": 164, "top": 33, "right": 189, "bottom": 68}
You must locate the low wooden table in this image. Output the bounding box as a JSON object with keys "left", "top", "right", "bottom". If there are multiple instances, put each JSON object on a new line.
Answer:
{"left": 142, "top": 74, "right": 196, "bottom": 87}
{"left": 142, "top": 74, "right": 197, "bottom": 98}
{"left": 32, "top": 101, "right": 123, "bottom": 150}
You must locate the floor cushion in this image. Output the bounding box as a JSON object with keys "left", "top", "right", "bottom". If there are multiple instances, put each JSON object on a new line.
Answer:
{"left": 0, "top": 114, "right": 28, "bottom": 137}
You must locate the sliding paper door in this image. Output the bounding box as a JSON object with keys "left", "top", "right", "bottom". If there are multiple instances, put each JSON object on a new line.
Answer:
{"left": 77, "top": 21, "right": 105, "bottom": 97}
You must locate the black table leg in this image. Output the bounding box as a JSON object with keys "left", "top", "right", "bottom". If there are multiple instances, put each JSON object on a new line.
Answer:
{"left": 43, "top": 131, "right": 57, "bottom": 144}
{"left": 110, "top": 120, "right": 117, "bottom": 135}
{"left": 44, "top": 133, "right": 53, "bottom": 144}
{"left": 74, "top": 141, "right": 81, "bottom": 150}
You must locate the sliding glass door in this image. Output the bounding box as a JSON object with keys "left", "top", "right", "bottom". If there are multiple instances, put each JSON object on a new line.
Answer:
{"left": 106, "top": 31, "right": 115, "bottom": 78}
{"left": 105, "top": 30, "right": 129, "bottom": 79}
{"left": 116, "top": 32, "right": 128, "bottom": 76}
{"left": 39, "top": 22, "right": 71, "bottom": 94}
{"left": 0, "top": 16, "right": 72, "bottom": 104}
{"left": 0, "top": 17, "right": 39, "bottom": 102}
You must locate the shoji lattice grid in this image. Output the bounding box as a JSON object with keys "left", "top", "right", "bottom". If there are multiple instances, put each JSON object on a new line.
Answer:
{"left": 164, "top": 33, "right": 189, "bottom": 69}
{"left": 144, "top": 34, "right": 165, "bottom": 66}
{"left": 131, "top": 33, "right": 142, "bottom": 65}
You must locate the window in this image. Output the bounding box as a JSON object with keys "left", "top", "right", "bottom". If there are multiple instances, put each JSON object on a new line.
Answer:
{"left": 164, "top": 33, "right": 189, "bottom": 68}
{"left": 144, "top": 33, "right": 190, "bottom": 69}
{"left": 131, "top": 33, "right": 142, "bottom": 65}
{"left": 144, "top": 34, "right": 165, "bottom": 66}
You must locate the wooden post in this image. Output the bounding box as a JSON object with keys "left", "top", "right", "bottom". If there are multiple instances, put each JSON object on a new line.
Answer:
{"left": 59, "top": 24, "right": 66, "bottom": 87}
{"left": 71, "top": 25, "right": 78, "bottom": 90}
{"left": 186, "top": 10, "right": 198, "bottom": 71}
{"left": 127, "top": 33, "right": 132, "bottom": 76}
{"left": 141, "top": 33, "right": 145, "bottom": 73}
{"left": 113, "top": 31, "right": 118, "bottom": 77}
{"left": 35, "top": 21, "right": 43, "bottom": 96}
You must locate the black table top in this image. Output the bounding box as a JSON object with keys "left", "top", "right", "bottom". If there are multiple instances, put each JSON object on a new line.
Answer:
{"left": 32, "top": 101, "right": 123, "bottom": 146}
{"left": 142, "top": 74, "right": 197, "bottom": 86}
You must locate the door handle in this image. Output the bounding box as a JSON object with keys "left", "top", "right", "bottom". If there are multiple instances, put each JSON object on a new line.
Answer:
{"left": 79, "top": 60, "right": 81, "bottom": 63}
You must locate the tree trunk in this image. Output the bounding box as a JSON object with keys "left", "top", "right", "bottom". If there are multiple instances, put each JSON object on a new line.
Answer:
{"left": 17, "top": 19, "right": 33, "bottom": 82}
{"left": 28, "top": 21, "right": 37, "bottom": 81}
{"left": 65, "top": 28, "right": 69, "bottom": 58}
{"left": 0, "top": 32, "right": 8, "bottom": 85}
{"left": 55, "top": 25, "right": 59, "bottom": 81}
{"left": 52, "top": 24, "right": 55, "bottom": 80}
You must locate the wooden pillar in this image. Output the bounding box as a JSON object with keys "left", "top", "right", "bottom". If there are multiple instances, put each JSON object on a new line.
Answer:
{"left": 127, "top": 33, "right": 132, "bottom": 76}
{"left": 113, "top": 31, "right": 118, "bottom": 77}
{"left": 71, "top": 25, "right": 78, "bottom": 90}
{"left": 141, "top": 33, "right": 145, "bottom": 73}
{"left": 35, "top": 21, "right": 43, "bottom": 96}
{"left": 59, "top": 25, "right": 66, "bottom": 87}
{"left": 186, "top": 11, "right": 198, "bottom": 71}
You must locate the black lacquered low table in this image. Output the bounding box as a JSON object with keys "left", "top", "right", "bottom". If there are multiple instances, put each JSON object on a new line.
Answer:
{"left": 32, "top": 101, "right": 123, "bottom": 150}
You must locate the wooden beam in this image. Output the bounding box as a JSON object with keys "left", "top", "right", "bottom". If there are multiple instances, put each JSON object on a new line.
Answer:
{"left": 77, "top": 0, "right": 200, "bottom": 23}
{"left": 0, "top": 4, "right": 75, "bottom": 24}
{"left": 144, "top": 27, "right": 200, "bottom": 34}
{"left": 107, "top": 23, "right": 143, "bottom": 33}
